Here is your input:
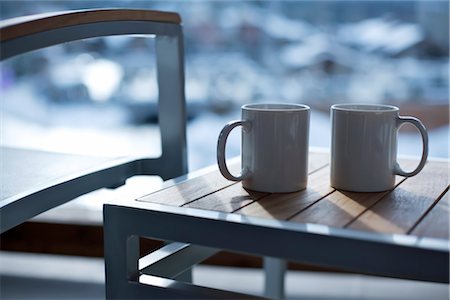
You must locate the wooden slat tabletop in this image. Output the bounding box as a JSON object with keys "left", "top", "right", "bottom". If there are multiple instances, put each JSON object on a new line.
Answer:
{"left": 139, "top": 152, "right": 449, "bottom": 240}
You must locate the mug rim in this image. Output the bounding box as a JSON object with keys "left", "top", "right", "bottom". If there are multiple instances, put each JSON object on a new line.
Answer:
{"left": 331, "top": 103, "right": 399, "bottom": 113}
{"left": 242, "top": 103, "right": 310, "bottom": 112}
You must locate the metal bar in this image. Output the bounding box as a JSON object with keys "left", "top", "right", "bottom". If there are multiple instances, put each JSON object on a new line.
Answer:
{"left": 1, "top": 21, "right": 180, "bottom": 60}
{"left": 127, "top": 236, "right": 140, "bottom": 281}
{"left": 154, "top": 29, "right": 188, "bottom": 179}
{"left": 0, "top": 9, "right": 181, "bottom": 42}
{"left": 174, "top": 268, "right": 193, "bottom": 283}
{"left": 104, "top": 206, "right": 134, "bottom": 299}
{"left": 264, "top": 257, "right": 286, "bottom": 299}
{"left": 136, "top": 274, "right": 264, "bottom": 299}
{"left": 139, "top": 242, "right": 218, "bottom": 279}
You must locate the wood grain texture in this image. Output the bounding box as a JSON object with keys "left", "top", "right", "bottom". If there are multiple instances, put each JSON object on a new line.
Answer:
{"left": 290, "top": 184, "right": 398, "bottom": 228}
{"left": 179, "top": 153, "right": 328, "bottom": 213}
{"left": 140, "top": 153, "right": 328, "bottom": 208}
{"left": 184, "top": 183, "right": 267, "bottom": 213}
{"left": 235, "top": 167, "right": 334, "bottom": 220}
{"left": 290, "top": 161, "right": 415, "bottom": 228}
{"left": 0, "top": 9, "right": 181, "bottom": 42}
{"left": 411, "top": 190, "right": 449, "bottom": 239}
{"left": 137, "top": 163, "right": 240, "bottom": 206}
{"left": 348, "top": 161, "right": 450, "bottom": 234}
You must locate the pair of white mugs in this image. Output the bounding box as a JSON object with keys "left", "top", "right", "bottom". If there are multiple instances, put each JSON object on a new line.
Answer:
{"left": 217, "top": 103, "right": 428, "bottom": 193}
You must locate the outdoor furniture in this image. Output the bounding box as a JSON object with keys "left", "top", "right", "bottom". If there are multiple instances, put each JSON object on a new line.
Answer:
{"left": 1, "top": 9, "right": 187, "bottom": 233}
{"left": 104, "top": 151, "right": 449, "bottom": 299}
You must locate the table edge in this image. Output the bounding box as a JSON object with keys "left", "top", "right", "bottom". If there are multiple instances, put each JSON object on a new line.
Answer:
{"left": 107, "top": 199, "right": 450, "bottom": 253}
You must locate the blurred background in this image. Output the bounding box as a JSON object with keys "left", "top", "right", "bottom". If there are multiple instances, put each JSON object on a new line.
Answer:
{"left": 1, "top": 0, "right": 448, "bottom": 172}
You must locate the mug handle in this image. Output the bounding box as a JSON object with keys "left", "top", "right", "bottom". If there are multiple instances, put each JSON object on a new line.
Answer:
{"left": 217, "top": 120, "right": 251, "bottom": 181}
{"left": 394, "top": 116, "right": 429, "bottom": 177}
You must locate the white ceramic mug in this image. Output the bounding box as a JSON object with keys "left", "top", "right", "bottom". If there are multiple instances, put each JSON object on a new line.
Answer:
{"left": 217, "top": 103, "right": 310, "bottom": 193}
{"left": 330, "top": 103, "right": 429, "bottom": 192}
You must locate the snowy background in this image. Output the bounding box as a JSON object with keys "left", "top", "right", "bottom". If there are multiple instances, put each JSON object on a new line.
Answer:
{"left": 1, "top": 1, "right": 448, "bottom": 172}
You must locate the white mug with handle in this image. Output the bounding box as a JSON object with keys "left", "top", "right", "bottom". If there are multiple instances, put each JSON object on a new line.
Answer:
{"left": 217, "top": 103, "right": 310, "bottom": 193}
{"left": 330, "top": 103, "right": 429, "bottom": 192}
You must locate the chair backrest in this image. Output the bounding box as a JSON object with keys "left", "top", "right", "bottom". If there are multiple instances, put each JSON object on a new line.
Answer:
{"left": 0, "top": 8, "right": 188, "bottom": 180}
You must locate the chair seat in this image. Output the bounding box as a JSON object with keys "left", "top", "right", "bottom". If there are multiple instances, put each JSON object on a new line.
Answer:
{"left": 0, "top": 146, "right": 144, "bottom": 233}
{"left": 2, "top": 147, "right": 119, "bottom": 201}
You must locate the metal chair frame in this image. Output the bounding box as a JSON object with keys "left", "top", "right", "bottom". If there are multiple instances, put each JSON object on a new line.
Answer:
{"left": 0, "top": 9, "right": 187, "bottom": 233}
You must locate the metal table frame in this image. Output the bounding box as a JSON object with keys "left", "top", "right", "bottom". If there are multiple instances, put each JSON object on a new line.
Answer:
{"left": 103, "top": 165, "right": 449, "bottom": 299}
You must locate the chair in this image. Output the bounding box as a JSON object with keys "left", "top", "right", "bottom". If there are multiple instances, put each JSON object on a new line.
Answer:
{"left": 1, "top": 9, "right": 280, "bottom": 299}
{"left": 0, "top": 8, "right": 187, "bottom": 234}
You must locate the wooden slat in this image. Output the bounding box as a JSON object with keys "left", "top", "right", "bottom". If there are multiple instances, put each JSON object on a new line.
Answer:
{"left": 411, "top": 190, "right": 449, "bottom": 239}
{"left": 140, "top": 152, "right": 329, "bottom": 208}
{"left": 348, "top": 161, "right": 449, "bottom": 234}
{"left": 235, "top": 167, "right": 334, "bottom": 220}
{"left": 0, "top": 9, "right": 181, "bottom": 42}
{"left": 290, "top": 178, "right": 404, "bottom": 227}
{"left": 166, "top": 153, "right": 327, "bottom": 211}
{"left": 290, "top": 160, "right": 416, "bottom": 228}
{"left": 137, "top": 164, "right": 240, "bottom": 206}
{"left": 184, "top": 183, "right": 267, "bottom": 213}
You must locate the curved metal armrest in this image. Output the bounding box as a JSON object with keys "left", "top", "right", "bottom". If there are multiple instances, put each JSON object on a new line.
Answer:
{"left": 0, "top": 8, "right": 182, "bottom": 60}
{"left": 0, "top": 8, "right": 181, "bottom": 41}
